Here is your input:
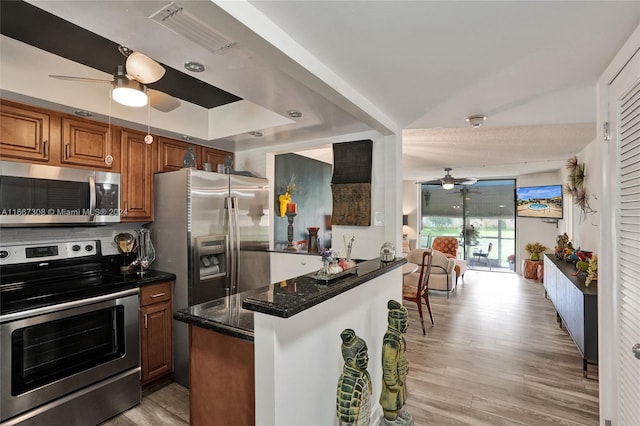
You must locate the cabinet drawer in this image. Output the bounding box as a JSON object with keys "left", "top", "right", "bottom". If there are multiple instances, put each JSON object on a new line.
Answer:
{"left": 140, "top": 281, "right": 172, "bottom": 306}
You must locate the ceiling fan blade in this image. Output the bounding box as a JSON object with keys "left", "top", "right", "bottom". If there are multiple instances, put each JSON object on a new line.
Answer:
{"left": 456, "top": 177, "right": 478, "bottom": 185}
{"left": 148, "top": 89, "right": 181, "bottom": 112}
{"left": 49, "top": 75, "right": 111, "bottom": 83}
{"left": 126, "top": 51, "right": 166, "bottom": 85}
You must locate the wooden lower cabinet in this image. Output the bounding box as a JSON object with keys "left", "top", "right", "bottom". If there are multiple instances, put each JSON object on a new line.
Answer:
{"left": 140, "top": 281, "right": 173, "bottom": 386}
{"left": 121, "top": 130, "right": 154, "bottom": 222}
{"left": 190, "top": 325, "right": 255, "bottom": 426}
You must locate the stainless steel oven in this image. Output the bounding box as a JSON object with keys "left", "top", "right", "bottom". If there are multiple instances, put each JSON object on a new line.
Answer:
{"left": 0, "top": 240, "right": 140, "bottom": 426}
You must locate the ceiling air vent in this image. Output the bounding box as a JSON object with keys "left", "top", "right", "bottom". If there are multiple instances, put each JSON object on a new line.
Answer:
{"left": 150, "top": 2, "right": 237, "bottom": 54}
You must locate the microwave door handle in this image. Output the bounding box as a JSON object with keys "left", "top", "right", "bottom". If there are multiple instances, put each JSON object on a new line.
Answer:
{"left": 88, "top": 175, "right": 96, "bottom": 222}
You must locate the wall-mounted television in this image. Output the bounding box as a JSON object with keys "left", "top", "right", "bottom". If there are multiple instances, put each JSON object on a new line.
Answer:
{"left": 516, "top": 184, "right": 563, "bottom": 219}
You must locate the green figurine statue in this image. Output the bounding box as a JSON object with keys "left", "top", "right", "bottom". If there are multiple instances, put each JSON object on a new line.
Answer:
{"left": 337, "top": 329, "right": 372, "bottom": 426}
{"left": 380, "top": 300, "right": 413, "bottom": 425}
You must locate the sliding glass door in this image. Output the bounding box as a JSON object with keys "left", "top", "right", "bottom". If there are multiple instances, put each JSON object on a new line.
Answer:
{"left": 420, "top": 179, "right": 516, "bottom": 271}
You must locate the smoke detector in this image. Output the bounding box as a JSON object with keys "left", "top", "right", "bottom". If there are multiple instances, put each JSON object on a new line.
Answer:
{"left": 466, "top": 115, "right": 487, "bottom": 128}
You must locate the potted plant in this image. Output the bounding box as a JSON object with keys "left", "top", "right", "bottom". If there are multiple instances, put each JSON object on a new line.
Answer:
{"left": 461, "top": 224, "right": 479, "bottom": 246}
{"left": 525, "top": 242, "right": 548, "bottom": 261}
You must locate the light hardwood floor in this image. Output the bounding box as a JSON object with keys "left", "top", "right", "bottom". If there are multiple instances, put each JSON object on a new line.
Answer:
{"left": 104, "top": 270, "right": 598, "bottom": 425}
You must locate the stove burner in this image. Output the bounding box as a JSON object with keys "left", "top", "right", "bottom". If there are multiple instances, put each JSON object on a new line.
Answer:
{"left": 0, "top": 240, "right": 137, "bottom": 316}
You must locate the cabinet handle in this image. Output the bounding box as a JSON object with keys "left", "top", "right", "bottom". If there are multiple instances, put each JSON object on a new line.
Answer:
{"left": 43, "top": 140, "right": 49, "bottom": 156}
{"left": 151, "top": 293, "right": 166, "bottom": 298}
{"left": 144, "top": 313, "right": 148, "bottom": 329}
{"left": 65, "top": 144, "right": 70, "bottom": 158}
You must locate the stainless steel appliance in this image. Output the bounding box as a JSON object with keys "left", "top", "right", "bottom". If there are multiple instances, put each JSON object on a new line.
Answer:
{"left": 0, "top": 240, "right": 140, "bottom": 426}
{"left": 153, "top": 169, "right": 270, "bottom": 387}
{"left": 0, "top": 161, "right": 120, "bottom": 226}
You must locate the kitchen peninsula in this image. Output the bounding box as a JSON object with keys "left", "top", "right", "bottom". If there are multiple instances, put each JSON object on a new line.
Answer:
{"left": 175, "top": 257, "right": 406, "bottom": 426}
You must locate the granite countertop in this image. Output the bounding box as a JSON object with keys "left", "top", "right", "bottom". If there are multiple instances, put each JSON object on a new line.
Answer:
{"left": 174, "top": 257, "right": 406, "bottom": 341}
{"left": 175, "top": 293, "right": 256, "bottom": 342}
{"left": 132, "top": 269, "right": 177, "bottom": 285}
{"left": 243, "top": 257, "right": 406, "bottom": 318}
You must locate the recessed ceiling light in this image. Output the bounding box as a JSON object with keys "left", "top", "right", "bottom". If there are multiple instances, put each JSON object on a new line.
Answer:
{"left": 466, "top": 115, "right": 487, "bottom": 128}
{"left": 288, "top": 110, "right": 303, "bottom": 118}
{"left": 74, "top": 110, "right": 92, "bottom": 117}
{"left": 184, "top": 61, "right": 205, "bottom": 72}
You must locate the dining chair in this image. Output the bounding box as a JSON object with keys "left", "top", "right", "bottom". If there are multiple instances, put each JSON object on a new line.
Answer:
{"left": 403, "top": 249, "right": 434, "bottom": 334}
{"left": 473, "top": 242, "right": 493, "bottom": 270}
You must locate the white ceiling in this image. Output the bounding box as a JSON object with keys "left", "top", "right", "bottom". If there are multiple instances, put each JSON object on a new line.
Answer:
{"left": 4, "top": 1, "right": 640, "bottom": 182}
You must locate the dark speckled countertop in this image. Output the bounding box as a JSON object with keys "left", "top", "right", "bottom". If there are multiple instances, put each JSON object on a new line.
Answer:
{"left": 174, "top": 257, "right": 406, "bottom": 341}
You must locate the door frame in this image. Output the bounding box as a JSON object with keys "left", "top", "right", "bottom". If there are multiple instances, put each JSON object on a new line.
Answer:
{"left": 598, "top": 23, "right": 640, "bottom": 425}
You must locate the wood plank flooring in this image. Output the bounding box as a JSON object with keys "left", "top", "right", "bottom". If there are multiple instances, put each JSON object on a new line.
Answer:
{"left": 103, "top": 270, "right": 598, "bottom": 425}
{"left": 404, "top": 270, "right": 598, "bottom": 425}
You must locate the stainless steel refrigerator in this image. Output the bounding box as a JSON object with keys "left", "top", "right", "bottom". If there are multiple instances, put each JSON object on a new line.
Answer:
{"left": 152, "top": 169, "right": 270, "bottom": 387}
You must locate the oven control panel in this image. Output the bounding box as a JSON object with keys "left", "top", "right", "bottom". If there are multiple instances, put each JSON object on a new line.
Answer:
{"left": 0, "top": 240, "right": 99, "bottom": 266}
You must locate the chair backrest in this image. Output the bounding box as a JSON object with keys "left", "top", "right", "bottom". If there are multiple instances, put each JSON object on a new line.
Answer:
{"left": 431, "top": 236, "right": 458, "bottom": 258}
{"left": 415, "top": 250, "right": 433, "bottom": 299}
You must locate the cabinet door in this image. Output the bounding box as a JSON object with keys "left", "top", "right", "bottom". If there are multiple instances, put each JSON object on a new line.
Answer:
{"left": 140, "top": 300, "right": 173, "bottom": 385}
{"left": 60, "top": 117, "right": 118, "bottom": 170}
{"left": 201, "top": 146, "right": 232, "bottom": 171}
{"left": 0, "top": 101, "right": 52, "bottom": 162}
{"left": 157, "top": 137, "right": 201, "bottom": 172}
{"left": 121, "top": 129, "right": 154, "bottom": 222}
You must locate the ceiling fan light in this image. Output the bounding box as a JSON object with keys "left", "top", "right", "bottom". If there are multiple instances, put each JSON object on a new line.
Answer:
{"left": 112, "top": 77, "right": 148, "bottom": 107}
{"left": 442, "top": 182, "right": 455, "bottom": 190}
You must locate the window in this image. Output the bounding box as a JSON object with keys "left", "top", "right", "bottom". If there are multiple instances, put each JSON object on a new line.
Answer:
{"left": 420, "top": 179, "right": 516, "bottom": 271}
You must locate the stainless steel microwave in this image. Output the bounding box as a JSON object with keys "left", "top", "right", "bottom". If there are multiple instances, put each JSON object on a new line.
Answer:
{"left": 0, "top": 161, "right": 121, "bottom": 226}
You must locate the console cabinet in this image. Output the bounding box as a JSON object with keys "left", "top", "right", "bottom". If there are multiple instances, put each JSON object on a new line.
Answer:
{"left": 140, "top": 281, "right": 173, "bottom": 385}
{"left": 543, "top": 254, "right": 598, "bottom": 377}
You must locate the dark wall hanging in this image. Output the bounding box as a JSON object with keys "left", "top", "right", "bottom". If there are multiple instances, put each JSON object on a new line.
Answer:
{"left": 331, "top": 140, "right": 373, "bottom": 226}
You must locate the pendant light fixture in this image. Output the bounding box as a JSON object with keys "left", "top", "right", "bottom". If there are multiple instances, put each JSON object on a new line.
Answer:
{"left": 441, "top": 168, "right": 455, "bottom": 190}
{"left": 111, "top": 65, "right": 148, "bottom": 107}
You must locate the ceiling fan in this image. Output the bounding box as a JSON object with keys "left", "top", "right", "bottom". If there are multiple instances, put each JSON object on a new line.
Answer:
{"left": 425, "top": 168, "right": 478, "bottom": 190}
{"left": 49, "top": 46, "right": 181, "bottom": 112}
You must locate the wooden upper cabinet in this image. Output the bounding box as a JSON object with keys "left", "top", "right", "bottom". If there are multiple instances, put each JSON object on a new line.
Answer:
{"left": 121, "top": 129, "right": 154, "bottom": 222}
{"left": 156, "top": 137, "right": 201, "bottom": 172}
{"left": 0, "top": 101, "right": 53, "bottom": 163}
{"left": 60, "top": 117, "right": 118, "bottom": 171}
{"left": 202, "top": 146, "right": 233, "bottom": 171}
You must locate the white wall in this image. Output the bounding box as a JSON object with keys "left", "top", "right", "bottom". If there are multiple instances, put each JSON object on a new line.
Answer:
{"left": 572, "top": 139, "right": 601, "bottom": 251}
{"left": 402, "top": 180, "right": 419, "bottom": 247}
{"left": 254, "top": 267, "right": 402, "bottom": 425}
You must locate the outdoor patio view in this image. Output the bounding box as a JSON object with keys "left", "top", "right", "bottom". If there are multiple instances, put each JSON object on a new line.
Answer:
{"left": 419, "top": 180, "right": 516, "bottom": 272}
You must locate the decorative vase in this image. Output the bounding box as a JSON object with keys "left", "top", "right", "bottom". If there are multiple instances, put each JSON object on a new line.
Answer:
{"left": 321, "top": 258, "right": 331, "bottom": 276}
{"left": 530, "top": 253, "right": 540, "bottom": 261}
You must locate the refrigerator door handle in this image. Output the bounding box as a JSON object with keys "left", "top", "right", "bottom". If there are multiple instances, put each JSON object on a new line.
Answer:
{"left": 226, "top": 196, "right": 236, "bottom": 296}
{"left": 231, "top": 196, "right": 241, "bottom": 295}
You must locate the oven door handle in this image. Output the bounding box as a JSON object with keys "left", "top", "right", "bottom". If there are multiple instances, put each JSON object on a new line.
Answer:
{"left": 0, "top": 287, "right": 139, "bottom": 323}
